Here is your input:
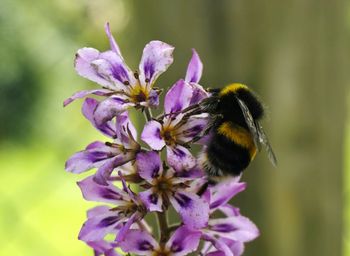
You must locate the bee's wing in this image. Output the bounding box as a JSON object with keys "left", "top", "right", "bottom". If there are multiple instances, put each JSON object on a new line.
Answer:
{"left": 236, "top": 97, "right": 261, "bottom": 151}
{"left": 255, "top": 120, "right": 278, "bottom": 167}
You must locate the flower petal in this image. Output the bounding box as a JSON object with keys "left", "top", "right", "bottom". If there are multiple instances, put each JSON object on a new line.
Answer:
{"left": 94, "top": 154, "right": 133, "bottom": 185}
{"left": 93, "top": 96, "right": 133, "bottom": 125}
{"left": 74, "top": 47, "right": 115, "bottom": 89}
{"left": 139, "top": 189, "right": 163, "bottom": 212}
{"left": 210, "top": 178, "right": 246, "bottom": 210}
{"left": 104, "top": 22, "right": 122, "bottom": 56}
{"left": 79, "top": 211, "right": 122, "bottom": 242}
{"left": 94, "top": 51, "right": 136, "bottom": 87}
{"left": 65, "top": 141, "right": 115, "bottom": 174}
{"left": 166, "top": 226, "right": 201, "bottom": 256}
{"left": 136, "top": 151, "right": 163, "bottom": 183}
{"left": 176, "top": 113, "right": 208, "bottom": 143}
{"left": 141, "top": 120, "right": 165, "bottom": 150}
{"left": 202, "top": 234, "right": 233, "bottom": 256}
{"left": 219, "top": 238, "right": 245, "bottom": 256}
{"left": 189, "top": 82, "right": 209, "bottom": 105}
{"left": 115, "top": 111, "right": 138, "bottom": 146}
{"left": 218, "top": 204, "right": 241, "bottom": 217}
{"left": 77, "top": 176, "right": 129, "bottom": 204}
{"left": 63, "top": 89, "right": 113, "bottom": 107}
{"left": 185, "top": 49, "right": 203, "bottom": 84}
{"left": 139, "top": 41, "right": 174, "bottom": 86}
{"left": 167, "top": 145, "right": 196, "bottom": 171}
{"left": 87, "top": 240, "right": 121, "bottom": 256}
{"left": 119, "top": 229, "right": 158, "bottom": 255}
{"left": 170, "top": 190, "right": 209, "bottom": 229}
{"left": 87, "top": 206, "right": 111, "bottom": 218}
{"left": 82, "top": 98, "right": 116, "bottom": 138}
{"left": 164, "top": 79, "right": 193, "bottom": 114}
{"left": 208, "top": 216, "right": 260, "bottom": 242}
{"left": 115, "top": 212, "right": 138, "bottom": 242}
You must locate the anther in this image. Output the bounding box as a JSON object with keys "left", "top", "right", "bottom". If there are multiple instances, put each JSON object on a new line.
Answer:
{"left": 134, "top": 71, "right": 139, "bottom": 79}
{"left": 123, "top": 81, "right": 130, "bottom": 85}
{"left": 145, "top": 78, "right": 150, "bottom": 83}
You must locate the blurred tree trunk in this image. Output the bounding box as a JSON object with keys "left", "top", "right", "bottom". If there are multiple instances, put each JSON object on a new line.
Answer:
{"left": 129, "top": 0, "right": 347, "bottom": 255}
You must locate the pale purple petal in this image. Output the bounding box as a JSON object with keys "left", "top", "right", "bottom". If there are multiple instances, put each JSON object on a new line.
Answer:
{"left": 119, "top": 229, "right": 158, "bottom": 255}
{"left": 119, "top": 171, "right": 138, "bottom": 203}
{"left": 148, "top": 89, "right": 160, "bottom": 107}
{"left": 202, "top": 234, "right": 233, "bottom": 256}
{"left": 176, "top": 113, "right": 208, "bottom": 143}
{"left": 189, "top": 83, "right": 209, "bottom": 105}
{"left": 87, "top": 206, "right": 110, "bottom": 218}
{"left": 164, "top": 79, "right": 193, "bottom": 114}
{"left": 185, "top": 49, "right": 203, "bottom": 84}
{"left": 115, "top": 213, "right": 138, "bottom": 242}
{"left": 209, "top": 216, "right": 260, "bottom": 242}
{"left": 139, "top": 40, "right": 174, "bottom": 86}
{"left": 173, "top": 166, "right": 205, "bottom": 182}
{"left": 170, "top": 190, "right": 209, "bottom": 229}
{"left": 205, "top": 252, "right": 225, "bottom": 256}
{"left": 93, "top": 154, "right": 133, "bottom": 185}
{"left": 63, "top": 89, "right": 113, "bottom": 107}
{"left": 141, "top": 121, "right": 165, "bottom": 150}
{"left": 139, "top": 189, "right": 163, "bottom": 212}
{"left": 93, "top": 96, "right": 133, "bottom": 125}
{"left": 115, "top": 112, "right": 137, "bottom": 145}
{"left": 220, "top": 238, "right": 245, "bottom": 256}
{"left": 77, "top": 176, "right": 128, "bottom": 204}
{"left": 104, "top": 22, "right": 122, "bottom": 56}
{"left": 74, "top": 47, "right": 115, "bottom": 89}
{"left": 218, "top": 204, "right": 241, "bottom": 217}
{"left": 136, "top": 151, "right": 163, "bottom": 183}
{"left": 165, "top": 226, "right": 201, "bottom": 256}
{"left": 210, "top": 178, "right": 246, "bottom": 210}
{"left": 94, "top": 51, "right": 136, "bottom": 87}
{"left": 210, "top": 238, "right": 234, "bottom": 256}
{"left": 167, "top": 145, "right": 196, "bottom": 171}
{"left": 82, "top": 98, "right": 116, "bottom": 138}
{"left": 79, "top": 211, "right": 122, "bottom": 242}
{"left": 87, "top": 240, "right": 120, "bottom": 256}
{"left": 65, "top": 141, "right": 115, "bottom": 174}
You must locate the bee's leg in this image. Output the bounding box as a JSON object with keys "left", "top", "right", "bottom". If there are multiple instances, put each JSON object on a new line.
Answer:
{"left": 189, "top": 114, "right": 222, "bottom": 143}
{"left": 197, "top": 179, "right": 217, "bottom": 196}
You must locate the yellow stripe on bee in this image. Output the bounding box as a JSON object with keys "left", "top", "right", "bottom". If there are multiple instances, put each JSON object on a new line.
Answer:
{"left": 218, "top": 122, "right": 257, "bottom": 159}
{"left": 219, "top": 83, "right": 249, "bottom": 96}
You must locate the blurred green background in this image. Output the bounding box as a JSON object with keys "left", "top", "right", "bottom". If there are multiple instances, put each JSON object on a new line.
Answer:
{"left": 0, "top": 0, "right": 349, "bottom": 255}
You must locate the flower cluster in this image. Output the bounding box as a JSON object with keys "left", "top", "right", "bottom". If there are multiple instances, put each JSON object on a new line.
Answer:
{"left": 65, "top": 23, "right": 259, "bottom": 256}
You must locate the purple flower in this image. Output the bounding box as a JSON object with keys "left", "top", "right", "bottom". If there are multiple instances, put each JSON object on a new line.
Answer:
{"left": 141, "top": 51, "right": 208, "bottom": 170}
{"left": 184, "top": 49, "right": 209, "bottom": 105}
{"left": 65, "top": 98, "right": 140, "bottom": 185}
{"left": 64, "top": 23, "right": 174, "bottom": 123}
{"left": 119, "top": 226, "right": 201, "bottom": 256}
{"left": 87, "top": 240, "right": 121, "bottom": 256}
{"left": 77, "top": 175, "right": 146, "bottom": 244}
{"left": 136, "top": 151, "right": 209, "bottom": 229}
{"left": 199, "top": 178, "right": 259, "bottom": 256}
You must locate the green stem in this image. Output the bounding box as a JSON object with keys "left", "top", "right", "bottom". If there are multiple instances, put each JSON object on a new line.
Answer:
{"left": 157, "top": 211, "right": 170, "bottom": 245}
{"left": 144, "top": 107, "right": 153, "bottom": 121}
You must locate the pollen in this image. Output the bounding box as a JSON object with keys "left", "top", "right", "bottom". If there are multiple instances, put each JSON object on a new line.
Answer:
{"left": 160, "top": 126, "right": 177, "bottom": 146}
{"left": 129, "top": 84, "right": 150, "bottom": 103}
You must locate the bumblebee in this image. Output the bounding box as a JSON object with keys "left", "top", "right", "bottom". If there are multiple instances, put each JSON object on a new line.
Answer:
{"left": 185, "top": 83, "right": 277, "bottom": 180}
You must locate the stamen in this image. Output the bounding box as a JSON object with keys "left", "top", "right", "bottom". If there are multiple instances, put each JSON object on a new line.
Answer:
{"left": 134, "top": 71, "right": 139, "bottom": 79}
